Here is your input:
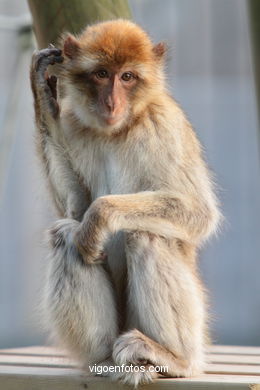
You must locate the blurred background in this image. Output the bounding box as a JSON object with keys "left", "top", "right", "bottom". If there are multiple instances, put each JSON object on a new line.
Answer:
{"left": 0, "top": 0, "right": 259, "bottom": 348}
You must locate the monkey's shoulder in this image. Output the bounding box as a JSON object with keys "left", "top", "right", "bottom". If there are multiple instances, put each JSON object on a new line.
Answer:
{"left": 137, "top": 96, "right": 202, "bottom": 159}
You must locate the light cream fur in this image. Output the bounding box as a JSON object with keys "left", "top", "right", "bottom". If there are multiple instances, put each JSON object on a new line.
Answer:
{"left": 30, "top": 20, "right": 221, "bottom": 387}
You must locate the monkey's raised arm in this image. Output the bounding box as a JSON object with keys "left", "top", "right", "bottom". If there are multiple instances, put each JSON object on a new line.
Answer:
{"left": 74, "top": 188, "right": 220, "bottom": 264}
{"left": 30, "top": 47, "right": 90, "bottom": 220}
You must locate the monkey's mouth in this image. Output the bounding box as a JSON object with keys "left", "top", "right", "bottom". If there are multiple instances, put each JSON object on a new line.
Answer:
{"left": 104, "top": 116, "right": 121, "bottom": 125}
{"left": 102, "top": 112, "right": 126, "bottom": 126}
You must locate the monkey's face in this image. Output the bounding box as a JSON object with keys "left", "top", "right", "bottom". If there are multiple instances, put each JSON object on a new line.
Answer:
{"left": 69, "top": 65, "right": 140, "bottom": 129}
{"left": 86, "top": 67, "right": 138, "bottom": 127}
{"left": 61, "top": 20, "right": 166, "bottom": 133}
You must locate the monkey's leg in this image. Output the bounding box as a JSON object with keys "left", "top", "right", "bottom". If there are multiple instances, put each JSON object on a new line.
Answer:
{"left": 112, "top": 232, "right": 206, "bottom": 385}
{"left": 44, "top": 219, "right": 118, "bottom": 366}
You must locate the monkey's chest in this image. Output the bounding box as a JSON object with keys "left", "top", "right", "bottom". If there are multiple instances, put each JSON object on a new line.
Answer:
{"left": 97, "top": 158, "right": 147, "bottom": 199}
{"left": 93, "top": 153, "right": 127, "bottom": 197}
{"left": 72, "top": 144, "right": 147, "bottom": 200}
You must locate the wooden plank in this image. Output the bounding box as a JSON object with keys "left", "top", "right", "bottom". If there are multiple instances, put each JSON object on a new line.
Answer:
{"left": 1, "top": 363, "right": 260, "bottom": 381}
{"left": 2, "top": 345, "right": 260, "bottom": 357}
{"left": 1, "top": 353, "right": 260, "bottom": 372}
{"left": 0, "top": 346, "right": 65, "bottom": 357}
{"left": 208, "top": 354, "right": 260, "bottom": 365}
{"left": 0, "top": 366, "right": 260, "bottom": 389}
{"left": 1, "top": 346, "right": 260, "bottom": 389}
{"left": 209, "top": 346, "right": 260, "bottom": 356}
{"left": 0, "top": 354, "right": 76, "bottom": 368}
{"left": 2, "top": 378, "right": 258, "bottom": 390}
{"left": 0, "top": 365, "right": 82, "bottom": 377}
{"left": 205, "top": 363, "right": 260, "bottom": 375}
{"left": 169, "top": 376, "right": 260, "bottom": 384}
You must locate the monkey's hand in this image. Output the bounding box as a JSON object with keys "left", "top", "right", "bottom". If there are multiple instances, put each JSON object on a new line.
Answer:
{"left": 31, "top": 45, "right": 64, "bottom": 119}
{"left": 49, "top": 218, "right": 107, "bottom": 265}
{"left": 73, "top": 199, "right": 109, "bottom": 264}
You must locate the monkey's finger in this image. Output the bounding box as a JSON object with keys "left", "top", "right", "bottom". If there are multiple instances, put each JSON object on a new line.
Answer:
{"left": 33, "top": 50, "right": 63, "bottom": 72}
{"left": 41, "top": 47, "right": 62, "bottom": 57}
{"left": 38, "top": 55, "right": 63, "bottom": 71}
{"left": 47, "top": 75, "right": 57, "bottom": 87}
{"left": 47, "top": 55, "right": 64, "bottom": 66}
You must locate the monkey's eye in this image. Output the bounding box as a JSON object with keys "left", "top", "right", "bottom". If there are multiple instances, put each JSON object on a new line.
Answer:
{"left": 121, "top": 72, "right": 134, "bottom": 82}
{"left": 95, "top": 69, "right": 109, "bottom": 79}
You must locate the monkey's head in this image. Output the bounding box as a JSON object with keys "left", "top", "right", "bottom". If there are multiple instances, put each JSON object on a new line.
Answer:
{"left": 61, "top": 20, "right": 166, "bottom": 134}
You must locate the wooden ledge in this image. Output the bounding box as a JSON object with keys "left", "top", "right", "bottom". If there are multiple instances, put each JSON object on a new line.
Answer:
{"left": 0, "top": 345, "right": 260, "bottom": 389}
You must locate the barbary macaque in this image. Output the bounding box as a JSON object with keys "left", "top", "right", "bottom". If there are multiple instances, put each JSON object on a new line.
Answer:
{"left": 30, "top": 19, "right": 220, "bottom": 386}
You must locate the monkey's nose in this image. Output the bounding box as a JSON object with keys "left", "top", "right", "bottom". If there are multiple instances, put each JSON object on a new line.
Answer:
{"left": 105, "top": 96, "right": 114, "bottom": 112}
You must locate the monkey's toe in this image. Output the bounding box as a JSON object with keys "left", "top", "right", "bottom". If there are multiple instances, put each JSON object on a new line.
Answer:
{"left": 112, "top": 367, "right": 158, "bottom": 387}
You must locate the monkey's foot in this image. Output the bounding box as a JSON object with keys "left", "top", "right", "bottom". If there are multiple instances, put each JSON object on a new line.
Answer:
{"left": 113, "top": 329, "right": 155, "bottom": 366}
{"left": 112, "top": 329, "right": 159, "bottom": 386}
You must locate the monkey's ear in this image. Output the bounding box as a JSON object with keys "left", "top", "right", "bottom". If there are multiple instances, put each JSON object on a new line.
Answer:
{"left": 63, "top": 34, "right": 81, "bottom": 59}
{"left": 152, "top": 42, "right": 167, "bottom": 60}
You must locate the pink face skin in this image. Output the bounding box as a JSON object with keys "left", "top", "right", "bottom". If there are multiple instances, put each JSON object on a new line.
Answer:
{"left": 90, "top": 68, "right": 138, "bottom": 126}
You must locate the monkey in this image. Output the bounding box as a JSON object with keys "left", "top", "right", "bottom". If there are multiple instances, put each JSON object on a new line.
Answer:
{"left": 30, "top": 19, "right": 221, "bottom": 386}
